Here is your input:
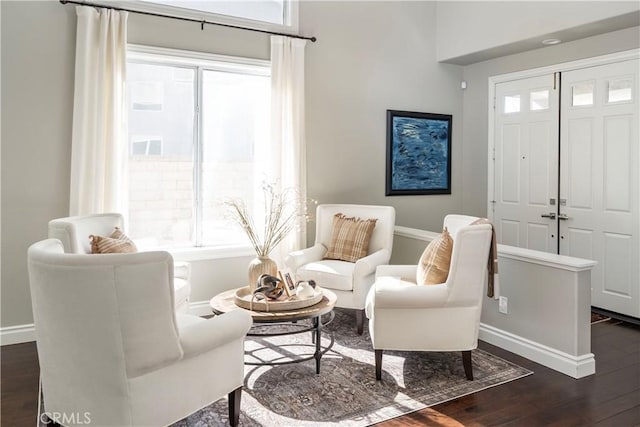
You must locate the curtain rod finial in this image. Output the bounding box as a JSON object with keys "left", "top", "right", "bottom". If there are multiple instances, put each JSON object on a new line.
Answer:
{"left": 60, "top": 0, "right": 69, "bottom": 4}
{"left": 310, "top": 37, "right": 317, "bottom": 43}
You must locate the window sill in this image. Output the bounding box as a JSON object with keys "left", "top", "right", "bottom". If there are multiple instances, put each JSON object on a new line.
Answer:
{"left": 167, "top": 245, "right": 256, "bottom": 262}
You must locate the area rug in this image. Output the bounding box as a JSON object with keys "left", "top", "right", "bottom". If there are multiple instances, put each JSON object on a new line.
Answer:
{"left": 171, "top": 308, "right": 532, "bottom": 426}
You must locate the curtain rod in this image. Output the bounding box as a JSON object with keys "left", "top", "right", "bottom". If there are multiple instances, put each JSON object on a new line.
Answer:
{"left": 59, "top": 0, "right": 317, "bottom": 42}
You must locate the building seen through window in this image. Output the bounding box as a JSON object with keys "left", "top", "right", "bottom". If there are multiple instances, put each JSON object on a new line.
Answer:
{"left": 127, "top": 50, "right": 270, "bottom": 248}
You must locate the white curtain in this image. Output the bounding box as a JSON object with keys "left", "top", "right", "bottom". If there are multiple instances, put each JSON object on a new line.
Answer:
{"left": 69, "top": 6, "right": 128, "bottom": 215}
{"left": 269, "top": 35, "right": 307, "bottom": 261}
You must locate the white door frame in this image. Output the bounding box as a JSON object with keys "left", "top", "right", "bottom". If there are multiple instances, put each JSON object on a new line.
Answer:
{"left": 487, "top": 48, "right": 640, "bottom": 221}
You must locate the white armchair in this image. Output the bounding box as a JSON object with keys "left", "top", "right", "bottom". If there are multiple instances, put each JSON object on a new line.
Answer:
{"left": 28, "top": 239, "right": 252, "bottom": 427}
{"left": 365, "top": 214, "right": 492, "bottom": 381}
{"left": 286, "top": 204, "right": 395, "bottom": 334}
{"left": 48, "top": 213, "right": 192, "bottom": 314}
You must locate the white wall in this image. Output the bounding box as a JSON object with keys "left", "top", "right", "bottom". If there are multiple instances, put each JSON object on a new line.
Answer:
{"left": 1, "top": 1, "right": 76, "bottom": 327}
{"left": 1, "top": 1, "right": 464, "bottom": 330}
{"left": 0, "top": 0, "right": 271, "bottom": 329}
{"left": 392, "top": 227, "right": 596, "bottom": 378}
{"left": 437, "top": 1, "right": 640, "bottom": 64}
{"left": 302, "top": 1, "right": 464, "bottom": 234}
{"left": 4, "top": 0, "right": 635, "bottom": 334}
{"left": 460, "top": 26, "right": 640, "bottom": 219}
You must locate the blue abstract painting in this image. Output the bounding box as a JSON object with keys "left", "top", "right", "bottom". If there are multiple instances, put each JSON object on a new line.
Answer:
{"left": 386, "top": 110, "right": 452, "bottom": 195}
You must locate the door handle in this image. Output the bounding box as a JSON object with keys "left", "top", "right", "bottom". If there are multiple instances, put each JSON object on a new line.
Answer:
{"left": 558, "top": 213, "right": 570, "bottom": 220}
{"left": 541, "top": 212, "right": 556, "bottom": 219}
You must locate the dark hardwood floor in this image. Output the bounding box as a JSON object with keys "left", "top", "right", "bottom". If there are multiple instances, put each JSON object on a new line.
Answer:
{"left": 2, "top": 319, "right": 638, "bottom": 426}
{"left": 378, "top": 319, "right": 640, "bottom": 427}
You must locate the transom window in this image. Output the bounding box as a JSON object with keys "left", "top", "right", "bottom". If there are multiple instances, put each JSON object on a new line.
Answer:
{"left": 126, "top": 46, "right": 271, "bottom": 248}
{"left": 136, "top": 0, "right": 294, "bottom": 28}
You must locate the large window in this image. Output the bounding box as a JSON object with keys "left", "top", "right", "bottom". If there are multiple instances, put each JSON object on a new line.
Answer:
{"left": 127, "top": 46, "right": 270, "bottom": 248}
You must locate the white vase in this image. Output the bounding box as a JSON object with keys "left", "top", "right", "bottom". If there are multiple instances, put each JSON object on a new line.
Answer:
{"left": 248, "top": 256, "right": 278, "bottom": 291}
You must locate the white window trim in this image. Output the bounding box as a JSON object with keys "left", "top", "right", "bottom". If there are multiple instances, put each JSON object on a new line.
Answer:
{"left": 102, "top": 0, "right": 299, "bottom": 34}
{"left": 170, "top": 245, "right": 256, "bottom": 262}
{"left": 128, "top": 44, "right": 270, "bottom": 76}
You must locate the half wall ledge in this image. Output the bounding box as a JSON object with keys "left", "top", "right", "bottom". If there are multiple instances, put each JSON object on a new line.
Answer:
{"left": 391, "top": 225, "right": 597, "bottom": 378}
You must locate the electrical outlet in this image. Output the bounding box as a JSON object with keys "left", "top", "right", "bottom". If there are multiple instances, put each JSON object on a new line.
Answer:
{"left": 499, "top": 296, "right": 508, "bottom": 314}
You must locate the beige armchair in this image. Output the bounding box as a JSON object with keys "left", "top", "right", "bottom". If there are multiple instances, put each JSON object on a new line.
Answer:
{"left": 28, "top": 239, "right": 252, "bottom": 426}
{"left": 48, "top": 213, "right": 191, "bottom": 313}
{"left": 365, "top": 215, "right": 492, "bottom": 381}
{"left": 286, "top": 204, "right": 395, "bottom": 334}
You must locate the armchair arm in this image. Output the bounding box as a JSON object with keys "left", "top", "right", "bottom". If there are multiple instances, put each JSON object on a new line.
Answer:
{"left": 179, "top": 310, "right": 252, "bottom": 358}
{"left": 372, "top": 276, "right": 449, "bottom": 309}
{"left": 354, "top": 249, "right": 391, "bottom": 278}
{"left": 285, "top": 243, "right": 327, "bottom": 272}
{"left": 375, "top": 264, "right": 418, "bottom": 280}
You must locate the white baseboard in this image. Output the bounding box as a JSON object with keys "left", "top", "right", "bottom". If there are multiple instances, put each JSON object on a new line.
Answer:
{"left": 1, "top": 307, "right": 596, "bottom": 381}
{"left": 1, "top": 323, "right": 35, "bottom": 345}
{"left": 479, "top": 323, "right": 595, "bottom": 379}
{"left": 0, "top": 300, "right": 214, "bottom": 347}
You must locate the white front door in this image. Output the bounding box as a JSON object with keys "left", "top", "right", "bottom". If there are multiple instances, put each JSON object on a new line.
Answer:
{"left": 493, "top": 74, "right": 559, "bottom": 253}
{"left": 560, "top": 59, "right": 639, "bottom": 318}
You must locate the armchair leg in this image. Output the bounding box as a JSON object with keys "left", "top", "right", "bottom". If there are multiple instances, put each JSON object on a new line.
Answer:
{"left": 356, "top": 309, "right": 365, "bottom": 335}
{"left": 228, "top": 386, "right": 242, "bottom": 426}
{"left": 375, "top": 349, "right": 383, "bottom": 381}
{"left": 462, "top": 350, "right": 473, "bottom": 380}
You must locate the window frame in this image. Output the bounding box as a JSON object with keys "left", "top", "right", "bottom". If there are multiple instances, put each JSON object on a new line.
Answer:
{"left": 127, "top": 44, "right": 271, "bottom": 250}
{"left": 104, "top": 0, "right": 299, "bottom": 34}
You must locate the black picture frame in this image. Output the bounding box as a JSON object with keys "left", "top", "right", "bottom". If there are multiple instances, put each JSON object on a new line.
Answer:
{"left": 284, "top": 273, "right": 296, "bottom": 292}
{"left": 386, "top": 110, "right": 452, "bottom": 196}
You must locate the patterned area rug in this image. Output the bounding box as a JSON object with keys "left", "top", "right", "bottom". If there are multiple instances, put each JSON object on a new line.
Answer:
{"left": 172, "top": 308, "right": 532, "bottom": 426}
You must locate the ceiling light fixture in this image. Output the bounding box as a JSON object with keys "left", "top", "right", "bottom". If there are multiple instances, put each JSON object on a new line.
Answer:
{"left": 542, "top": 38, "right": 561, "bottom": 45}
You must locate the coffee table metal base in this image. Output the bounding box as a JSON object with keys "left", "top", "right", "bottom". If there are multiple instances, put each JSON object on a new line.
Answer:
{"left": 245, "top": 312, "right": 335, "bottom": 374}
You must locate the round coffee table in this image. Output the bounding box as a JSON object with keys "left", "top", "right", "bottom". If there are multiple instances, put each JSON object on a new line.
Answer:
{"left": 210, "top": 287, "right": 337, "bottom": 374}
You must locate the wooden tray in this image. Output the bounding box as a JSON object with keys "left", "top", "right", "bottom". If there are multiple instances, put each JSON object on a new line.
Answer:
{"left": 234, "top": 286, "right": 323, "bottom": 312}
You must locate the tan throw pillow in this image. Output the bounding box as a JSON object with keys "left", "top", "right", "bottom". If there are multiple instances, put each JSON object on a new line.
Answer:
{"left": 416, "top": 227, "right": 453, "bottom": 285}
{"left": 90, "top": 227, "right": 138, "bottom": 254}
{"left": 324, "top": 213, "right": 377, "bottom": 263}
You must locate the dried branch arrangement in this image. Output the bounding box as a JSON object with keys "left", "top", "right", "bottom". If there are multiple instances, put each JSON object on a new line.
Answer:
{"left": 224, "top": 183, "right": 314, "bottom": 256}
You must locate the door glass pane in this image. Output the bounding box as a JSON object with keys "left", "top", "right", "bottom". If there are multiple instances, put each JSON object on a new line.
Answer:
{"left": 127, "top": 62, "right": 196, "bottom": 247}
{"left": 530, "top": 89, "right": 550, "bottom": 111}
{"left": 572, "top": 83, "right": 594, "bottom": 106}
{"left": 607, "top": 78, "right": 632, "bottom": 103}
{"left": 201, "top": 69, "right": 271, "bottom": 246}
{"left": 504, "top": 94, "right": 521, "bottom": 113}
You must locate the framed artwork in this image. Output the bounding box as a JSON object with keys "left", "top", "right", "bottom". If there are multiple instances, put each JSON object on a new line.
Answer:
{"left": 386, "top": 110, "right": 452, "bottom": 196}
{"left": 278, "top": 271, "right": 294, "bottom": 297}
{"left": 284, "top": 273, "right": 296, "bottom": 296}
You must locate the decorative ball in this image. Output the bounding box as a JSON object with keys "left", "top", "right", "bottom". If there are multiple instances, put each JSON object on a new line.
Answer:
{"left": 254, "top": 274, "right": 284, "bottom": 300}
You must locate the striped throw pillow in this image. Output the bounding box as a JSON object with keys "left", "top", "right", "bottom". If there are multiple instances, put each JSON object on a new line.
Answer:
{"left": 416, "top": 227, "right": 453, "bottom": 285}
{"left": 90, "top": 227, "right": 138, "bottom": 254}
{"left": 324, "top": 214, "right": 377, "bottom": 263}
